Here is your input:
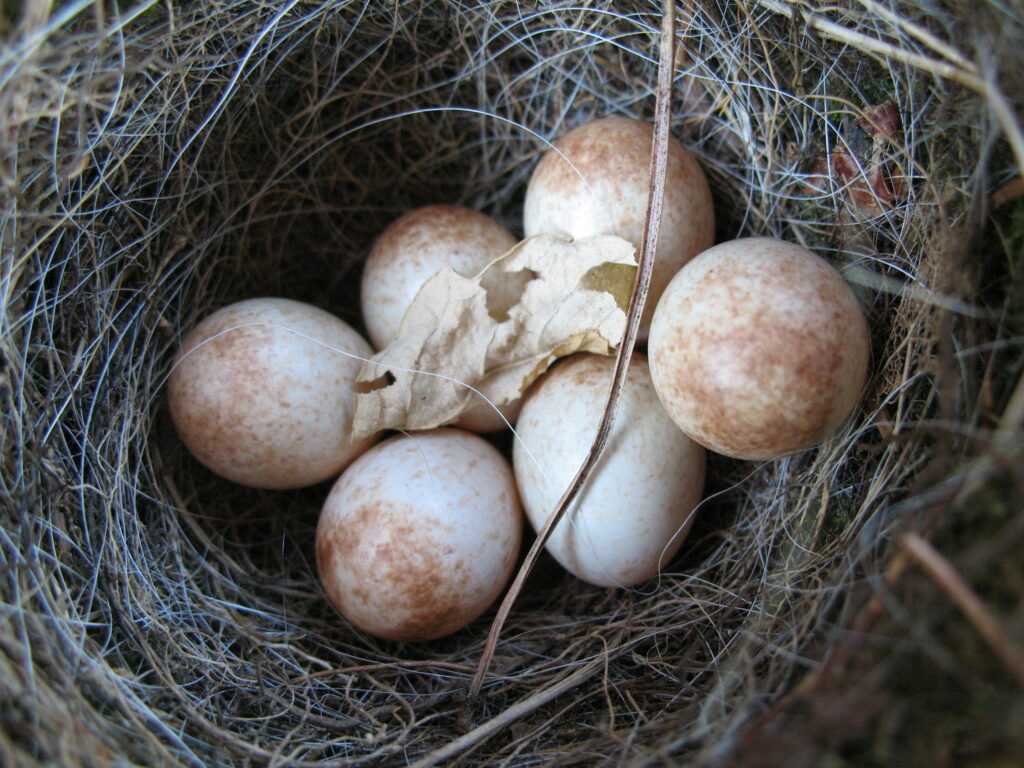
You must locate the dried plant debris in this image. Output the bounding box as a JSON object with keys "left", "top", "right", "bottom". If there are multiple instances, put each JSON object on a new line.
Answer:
{"left": 806, "top": 100, "right": 908, "bottom": 217}
{"left": 352, "top": 234, "right": 636, "bottom": 438}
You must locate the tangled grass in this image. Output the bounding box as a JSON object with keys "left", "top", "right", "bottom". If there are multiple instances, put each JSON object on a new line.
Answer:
{"left": 2, "top": 1, "right": 1022, "bottom": 765}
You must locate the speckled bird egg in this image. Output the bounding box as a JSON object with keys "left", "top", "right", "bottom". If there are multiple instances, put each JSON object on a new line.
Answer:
{"left": 168, "top": 297, "right": 376, "bottom": 489}
{"left": 648, "top": 237, "right": 871, "bottom": 460}
{"left": 360, "top": 204, "right": 523, "bottom": 432}
{"left": 513, "top": 353, "right": 706, "bottom": 587}
{"left": 316, "top": 428, "right": 523, "bottom": 642}
{"left": 523, "top": 115, "right": 715, "bottom": 340}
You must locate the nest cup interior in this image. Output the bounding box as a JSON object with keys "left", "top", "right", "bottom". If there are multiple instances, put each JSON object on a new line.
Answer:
{"left": 6, "top": 1, "right": 1023, "bottom": 766}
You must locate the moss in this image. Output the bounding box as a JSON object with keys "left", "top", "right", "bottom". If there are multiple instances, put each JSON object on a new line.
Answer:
{"left": 985, "top": 196, "right": 1024, "bottom": 335}
{"left": 0, "top": 0, "right": 20, "bottom": 26}
{"left": 823, "top": 506, "right": 850, "bottom": 544}
{"left": 854, "top": 75, "right": 897, "bottom": 109}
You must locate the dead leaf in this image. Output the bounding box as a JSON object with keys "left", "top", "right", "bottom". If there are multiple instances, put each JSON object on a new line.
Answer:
{"left": 804, "top": 100, "right": 907, "bottom": 217}
{"left": 352, "top": 234, "right": 637, "bottom": 439}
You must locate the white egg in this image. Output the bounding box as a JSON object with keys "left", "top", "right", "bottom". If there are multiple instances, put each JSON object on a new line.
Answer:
{"left": 168, "top": 297, "right": 375, "bottom": 489}
{"left": 360, "top": 204, "right": 523, "bottom": 432}
{"left": 523, "top": 115, "right": 715, "bottom": 340}
{"left": 513, "top": 353, "right": 706, "bottom": 587}
{"left": 316, "top": 428, "right": 523, "bottom": 642}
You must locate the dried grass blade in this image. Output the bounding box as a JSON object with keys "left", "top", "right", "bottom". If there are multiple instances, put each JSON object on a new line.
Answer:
{"left": 413, "top": 659, "right": 605, "bottom": 768}
{"left": 466, "top": 0, "right": 677, "bottom": 703}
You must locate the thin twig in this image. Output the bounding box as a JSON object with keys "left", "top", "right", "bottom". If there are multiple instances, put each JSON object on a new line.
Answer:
{"left": 757, "top": 0, "right": 1024, "bottom": 173}
{"left": 991, "top": 177, "right": 1024, "bottom": 208}
{"left": 901, "top": 531, "right": 1024, "bottom": 690}
{"left": 855, "top": 0, "right": 974, "bottom": 70}
{"left": 467, "top": 0, "right": 677, "bottom": 703}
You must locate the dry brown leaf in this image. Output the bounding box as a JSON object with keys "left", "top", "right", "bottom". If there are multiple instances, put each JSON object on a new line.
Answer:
{"left": 351, "top": 233, "right": 637, "bottom": 439}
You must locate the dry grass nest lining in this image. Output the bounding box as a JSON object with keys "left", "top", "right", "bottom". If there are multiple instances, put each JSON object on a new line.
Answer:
{"left": 3, "top": 1, "right": 1023, "bottom": 766}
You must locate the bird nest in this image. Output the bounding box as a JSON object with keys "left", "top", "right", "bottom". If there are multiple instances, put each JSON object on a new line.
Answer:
{"left": 3, "top": 2, "right": 1023, "bottom": 766}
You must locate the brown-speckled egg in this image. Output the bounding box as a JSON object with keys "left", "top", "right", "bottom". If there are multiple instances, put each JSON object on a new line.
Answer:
{"left": 360, "top": 204, "right": 523, "bottom": 432}
{"left": 168, "top": 297, "right": 376, "bottom": 489}
{"left": 361, "top": 204, "right": 516, "bottom": 349}
{"left": 648, "top": 237, "right": 871, "bottom": 460}
{"left": 316, "top": 428, "right": 523, "bottom": 642}
{"left": 513, "top": 353, "right": 705, "bottom": 587}
{"left": 522, "top": 115, "right": 715, "bottom": 340}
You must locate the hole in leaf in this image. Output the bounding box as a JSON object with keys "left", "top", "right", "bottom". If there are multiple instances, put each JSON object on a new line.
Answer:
{"left": 481, "top": 267, "right": 538, "bottom": 322}
{"left": 355, "top": 371, "right": 396, "bottom": 394}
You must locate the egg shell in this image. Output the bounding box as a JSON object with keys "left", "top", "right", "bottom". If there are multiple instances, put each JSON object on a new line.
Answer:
{"left": 513, "top": 353, "right": 706, "bottom": 587}
{"left": 316, "top": 428, "right": 523, "bottom": 642}
{"left": 360, "top": 204, "right": 522, "bottom": 432}
{"left": 648, "top": 237, "right": 871, "bottom": 460}
{"left": 168, "top": 297, "right": 375, "bottom": 489}
{"left": 522, "top": 115, "right": 715, "bottom": 340}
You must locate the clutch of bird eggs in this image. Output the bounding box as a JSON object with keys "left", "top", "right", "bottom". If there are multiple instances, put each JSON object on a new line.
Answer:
{"left": 166, "top": 113, "right": 872, "bottom": 645}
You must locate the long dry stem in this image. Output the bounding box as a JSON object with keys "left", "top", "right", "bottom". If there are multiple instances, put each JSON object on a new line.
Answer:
{"left": 468, "top": 0, "right": 676, "bottom": 704}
